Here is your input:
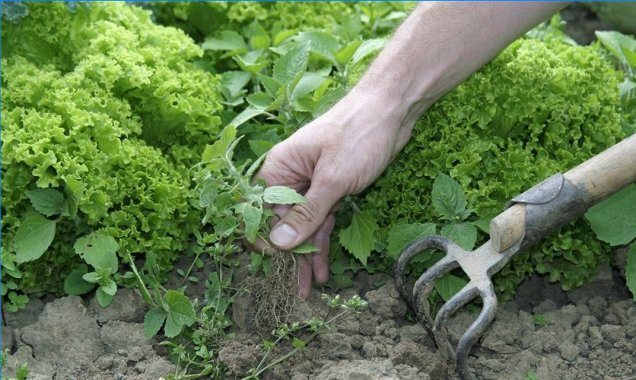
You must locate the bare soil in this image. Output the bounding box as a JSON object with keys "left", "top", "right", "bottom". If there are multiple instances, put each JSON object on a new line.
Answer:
{"left": 5, "top": 254, "right": 633, "bottom": 380}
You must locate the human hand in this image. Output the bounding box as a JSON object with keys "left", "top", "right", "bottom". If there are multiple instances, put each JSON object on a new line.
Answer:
{"left": 255, "top": 84, "right": 415, "bottom": 299}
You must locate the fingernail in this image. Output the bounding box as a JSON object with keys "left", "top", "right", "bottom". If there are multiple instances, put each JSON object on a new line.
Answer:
{"left": 270, "top": 223, "right": 298, "bottom": 247}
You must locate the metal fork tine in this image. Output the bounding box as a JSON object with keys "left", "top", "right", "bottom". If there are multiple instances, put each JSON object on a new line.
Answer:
{"left": 431, "top": 283, "right": 480, "bottom": 362}
{"left": 412, "top": 254, "right": 460, "bottom": 323}
{"left": 455, "top": 283, "right": 498, "bottom": 380}
{"left": 395, "top": 236, "right": 452, "bottom": 307}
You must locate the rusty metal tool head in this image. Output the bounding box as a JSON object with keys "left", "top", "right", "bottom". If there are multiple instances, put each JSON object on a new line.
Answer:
{"left": 394, "top": 235, "right": 522, "bottom": 380}
{"left": 394, "top": 134, "right": 636, "bottom": 380}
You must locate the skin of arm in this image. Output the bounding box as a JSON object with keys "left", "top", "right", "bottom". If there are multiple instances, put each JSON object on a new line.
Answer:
{"left": 256, "top": 2, "right": 566, "bottom": 299}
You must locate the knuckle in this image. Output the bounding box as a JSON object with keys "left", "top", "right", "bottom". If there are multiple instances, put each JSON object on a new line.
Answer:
{"left": 290, "top": 202, "right": 317, "bottom": 224}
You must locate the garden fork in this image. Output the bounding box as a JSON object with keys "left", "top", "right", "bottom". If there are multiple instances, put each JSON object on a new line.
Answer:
{"left": 395, "top": 133, "right": 636, "bottom": 380}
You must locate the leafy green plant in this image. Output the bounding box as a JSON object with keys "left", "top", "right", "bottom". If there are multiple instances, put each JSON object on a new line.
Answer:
{"left": 347, "top": 37, "right": 624, "bottom": 299}
{"left": 196, "top": 125, "right": 312, "bottom": 253}
{"left": 2, "top": 2, "right": 221, "bottom": 308}
{"left": 595, "top": 30, "right": 636, "bottom": 136}
{"left": 585, "top": 185, "right": 636, "bottom": 300}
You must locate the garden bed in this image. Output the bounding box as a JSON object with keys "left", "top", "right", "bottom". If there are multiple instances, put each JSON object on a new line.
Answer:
{"left": 3, "top": 253, "right": 634, "bottom": 379}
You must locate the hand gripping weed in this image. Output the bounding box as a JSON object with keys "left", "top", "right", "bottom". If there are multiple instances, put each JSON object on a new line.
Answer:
{"left": 395, "top": 133, "right": 636, "bottom": 380}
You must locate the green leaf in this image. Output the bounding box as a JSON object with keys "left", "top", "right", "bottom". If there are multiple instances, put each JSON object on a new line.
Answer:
{"left": 586, "top": 184, "right": 636, "bottom": 246}
{"left": 291, "top": 71, "right": 328, "bottom": 101}
{"left": 386, "top": 223, "right": 436, "bottom": 260}
{"left": 201, "top": 31, "right": 247, "bottom": 53}
{"left": 228, "top": 106, "right": 267, "bottom": 129}
{"left": 257, "top": 74, "right": 282, "bottom": 96}
{"left": 273, "top": 43, "right": 310, "bottom": 85}
{"left": 595, "top": 31, "right": 636, "bottom": 67}
{"left": 351, "top": 38, "right": 387, "bottom": 65}
{"left": 82, "top": 272, "right": 101, "bottom": 283}
{"left": 144, "top": 307, "right": 167, "bottom": 339}
{"left": 164, "top": 290, "right": 196, "bottom": 338}
{"left": 202, "top": 125, "right": 237, "bottom": 163}
{"left": 290, "top": 242, "right": 318, "bottom": 254}
{"left": 221, "top": 71, "right": 251, "bottom": 98}
{"left": 246, "top": 21, "right": 270, "bottom": 49}
{"left": 250, "top": 253, "right": 263, "bottom": 272}
{"left": 292, "top": 337, "right": 306, "bottom": 349}
{"left": 441, "top": 223, "right": 478, "bottom": 250}
{"left": 298, "top": 31, "right": 339, "bottom": 62}
{"left": 63, "top": 265, "right": 95, "bottom": 296}
{"left": 96, "top": 287, "right": 114, "bottom": 308}
{"left": 263, "top": 186, "right": 306, "bottom": 205}
{"left": 432, "top": 173, "right": 469, "bottom": 221}
{"left": 335, "top": 39, "right": 362, "bottom": 66}
{"left": 247, "top": 92, "right": 274, "bottom": 109}
{"left": 339, "top": 211, "right": 378, "bottom": 266}
{"left": 74, "top": 232, "right": 119, "bottom": 273}
{"left": 25, "top": 188, "right": 66, "bottom": 217}
{"left": 238, "top": 203, "right": 263, "bottom": 244}
{"left": 101, "top": 280, "right": 117, "bottom": 297}
{"left": 234, "top": 51, "right": 269, "bottom": 74}
{"left": 273, "top": 29, "right": 298, "bottom": 46}
{"left": 435, "top": 274, "right": 467, "bottom": 301}
{"left": 248, "top": 140, "right": 274, "bottom": 157}
{"left": 14, "top": 213, "right": 57, "bottom": 264}
{"left": 473, "top": 214, "right": 496, "bottom": 234}
{"left": 627, "top": 243, "right": 636, "bottom": 301}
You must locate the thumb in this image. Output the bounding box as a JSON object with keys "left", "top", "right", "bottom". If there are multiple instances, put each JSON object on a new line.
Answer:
{"left": 269, "top": 178, "right": 343, "bottom": 250}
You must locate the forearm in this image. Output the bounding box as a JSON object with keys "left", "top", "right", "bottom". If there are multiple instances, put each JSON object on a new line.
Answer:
{"left": 353, "top": 2, "right": 566, "bottom": 131}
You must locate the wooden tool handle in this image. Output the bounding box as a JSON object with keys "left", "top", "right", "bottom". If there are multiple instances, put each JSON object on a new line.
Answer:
{"left": 491, "top": 133, "right": 636, "bottom": 252}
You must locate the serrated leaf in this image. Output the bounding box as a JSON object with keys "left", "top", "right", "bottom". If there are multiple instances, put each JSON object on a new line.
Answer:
{"left": 298, "top": 31, "right": 339, "bottom": 62}
{"left": 96, "top": 287, "right": 114, "bottom": 308}
{"left": 101, "top": 280, "right": 117, "bottom": 297}
{"left": 386, "top": 223, "right": 436, "bottom": 260}
{"left": 586, "top": 184, "right": 636, "bottom": 246}
{"left": 290, "top": 242, "right": 317, "bottom": 254}
{"left": 238, "top": 203, "right": 263, "bottom": 244}
{"left": 247, "top": 21, "right": 270, "bottom": 49}
{"left": 335, "top": 39, "right": 362, "bottom": 66}
{"left": 246, "top": 152, "right": 268, "bottom": 178}
{"left": 351, "top": 38, "right": 386, "bottom": 64}
{"left": 257, "top": 74, "right": 282, "bottom": 96}
{"left": 291, "top": 71, "right": 328, "bottom": 101}
{"left": 596, "top": 31, "right": 636, "bottom": 67}
{"left": 228, "top": 106, "right": 267, "bottom": 129}
{"left": 248, "top": 140, "right": 274, "bottom": 157}
{"left": 273, "top": 29, "right": 297, "bottom": 46}
{"left": 202, "top": 126, "right": 237, "bottom": 162}
{"left": 144, "top": 307, "right": 167, "bottom": 339}
{"left": 247, "top": 92, "right": 274, "bottom": 109}
{"left": 201, "top": 31, "right": 247, "bottom": 52}
{"left": 263, "top": 186, "right": 306, "bottom": 205}
{"left": 74, "top": 232, "right": 119, "bottom": 273}
{"left": 14, "top": 213, "right": 56, "bottom": 264}
{"left": 25, "top": 188, "right": 66, "bottom": 217}
{"left": 627, "top": 243, "right": 636, "bottom": 301}
{"left": 221, "top": 71, "right": 251, "bottom": 98}
{"left": 441, "top": 223, "right": 478, "bottom": 250}
{"left": 164, "top": 290, "right": 196, "bottom": 338}
{"left": 435, "top": 274, "right": 467, "bottom": 301}
{"left": 64, "top": 265, "right": 95, "bottom": 296}
{"left": 432, "top": 173, "right": 468, "bottom": 221}
{"left": 273, "top": 43, "right": 309, "bottom": 85}
{"left": 339, "top": 211, "right": 378, "bottom": 265}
